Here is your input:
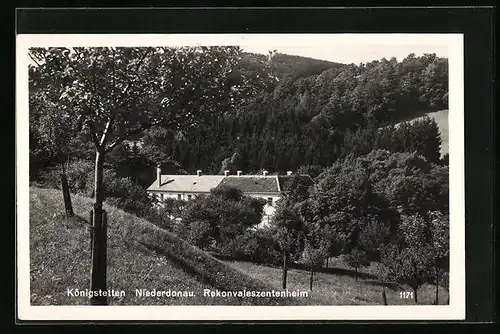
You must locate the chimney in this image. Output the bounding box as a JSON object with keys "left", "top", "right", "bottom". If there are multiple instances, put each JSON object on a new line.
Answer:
{"left": 224, "top": 170, "right": 230, "bottom": 176}
{"left": 287, "top": 171, "right": 293, "bottom": 176}
{"left": 237, "top": 170, "right": 242, "bottom": 177}
{"left": 197, "top": 170, "right": 202, "bottom": 177}
{"left": 263, "top": 170, "right": 268, "bottom": 177}
{"left": 157, "top": 165, "right": 162, "bottom": 187}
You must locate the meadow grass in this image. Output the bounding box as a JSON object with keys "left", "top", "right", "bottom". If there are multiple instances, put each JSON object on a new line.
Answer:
{"left": 224, "top": 259, "right": 449, "bottom": 305}
{"left": 29, "top": 187, "right": 448, "bottom": 306}
{"left": 29, "top": 187, "right": 306, "bottom": 306}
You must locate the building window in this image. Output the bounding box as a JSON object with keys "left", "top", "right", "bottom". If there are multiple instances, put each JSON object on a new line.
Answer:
{"left": 177, "top": 194, "right": 182, "bottom": 200}
{"left": 267, "top": 197, "right": 273, "bottom": 206}
{"left": 187, "top": 194, "right": 192, "bottom": 200}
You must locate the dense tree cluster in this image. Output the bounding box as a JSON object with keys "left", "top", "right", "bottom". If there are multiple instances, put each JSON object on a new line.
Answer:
{"left": 175, "top": 186, "right": 266, "bottom": 252}
{"left": 269, "top": 149, "right": 449, "bottom": 296}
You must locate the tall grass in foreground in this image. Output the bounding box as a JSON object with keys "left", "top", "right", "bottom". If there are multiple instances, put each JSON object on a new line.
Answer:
{"left": 29, "top": 187, "right": 306, "bottom": 305}
{"left": 225, "top": 260, "right": 449, "bottom": 305}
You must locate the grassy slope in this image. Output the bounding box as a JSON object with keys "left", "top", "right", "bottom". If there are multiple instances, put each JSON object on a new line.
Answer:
{"left": 29, "top": 187, "right": 306, "bottom": 306}
{"left": 29, "top": 187, "right": 448, "bottom": 306}
{"left": 225, "top": 260, "right": 449, "bottom": 305}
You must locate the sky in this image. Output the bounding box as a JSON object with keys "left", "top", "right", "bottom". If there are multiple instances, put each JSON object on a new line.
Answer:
{"left": 23, "top": 34, "right": 451, "bottom": 67}
{"left": 241, "top": 44, "right": 448, "bottom": 65}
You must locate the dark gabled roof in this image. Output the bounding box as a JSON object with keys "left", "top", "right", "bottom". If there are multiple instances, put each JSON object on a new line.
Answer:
{"left": 146, "top": 173, "right": 314, "bottom": 195}
{"left": 216, "top": 176, "right": 280, "bottom": 193}
{"left": 277, "top": 175, "right": 314, "bottom": 192}
{"left": 146, "top": 175, "right": 225, "bottom": 193}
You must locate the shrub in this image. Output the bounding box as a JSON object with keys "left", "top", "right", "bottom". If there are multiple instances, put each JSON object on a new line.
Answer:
{"left": 38, "top": 159, "right": 94, "bottom": 193}
{"left": 143, "top": 205, "right": 173, "bottom": 231}
{"left": 181, "top": 187, "right": 265, "bottom": 252}
{"left": 221, "top": 229, "right": 282, "bottom": 265}
{"left": 188, "top": 220, "right": 213, "bottom": 250}
{"left": 358, "top": 218, "right": 391, "bottom": 262}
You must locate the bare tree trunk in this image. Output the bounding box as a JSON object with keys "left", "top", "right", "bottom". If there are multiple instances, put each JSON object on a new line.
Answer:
{"left": 355, "top": 266, "right": 358, "bottom": 281}
{"left": 282, "top": 251, "right": 288, "bottom": 290}
{"left": 382, "top": 286, "right": 388, "bottom": 305}
{"left": 90, "top": 150, "right": 108, "bottom": 305}
{"left": 435, "top": 266, "right": 439, "bottom": 305}
{"left": 61, "top": 163, "right": 74, "bottom": 217}
{"left": 413, "top": 287, "right": 418, "bottom": 304}
{"left": 309, "top": 263, "right": 314, "bottom": 291}
{"left": 89, "top": 209, "right": 94, "bottom": 254}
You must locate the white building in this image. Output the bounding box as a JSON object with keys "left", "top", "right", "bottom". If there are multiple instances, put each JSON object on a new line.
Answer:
{"left": 146, "top": 168, "right": 313, "bottom": 227}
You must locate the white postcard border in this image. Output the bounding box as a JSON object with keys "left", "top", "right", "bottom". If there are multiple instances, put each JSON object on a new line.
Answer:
{"left": 16, "top": 33, "right": 465, "bottom": 321}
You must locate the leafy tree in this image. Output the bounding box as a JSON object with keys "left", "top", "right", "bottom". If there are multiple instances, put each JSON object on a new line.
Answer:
{"left": 271, "top": 199, "right": 305, "bottom": 289}
{"left": 181, "top": 186, "right": 265, "bottom": 252}
{"left": 301, "top": 241, "right": 329, "bottom": 290}
{"left": 29, "top": 85, "right": 94, "bottom": 215}
{"left": 39, "top": 159, "right": 94, "bottom": 194}
{"left": 161, "top": 197, "right": 187, "bottom": 220}
{"left": 440, "top": 153, "right": 449, "bottom": 166}
{"left": 382, "top": 214, "right": 434, "bottom": 304}
{"left": 309, "top": 158, "right": 380, "bottom": 257}
{"left": 188, "top": 220, "right": 213, "bottom": 250}
{"left": 358, "top": 216, "right": 392, "bottom": 262}
{"left": 29, "top": 46, "right": 250, "bottom": 304}
{"left": 300, "top": 211, "right": 330, "bottom": 290}
{"left": 297, "top": 165, "right": 323, "bottom": 180}
{"left": 281, "top": 174, "right": 313, "bottom": 204}
{"left": 383, "top": 244, "right": 433, "bottom": 304}
{"left": 428, "top": 210, "right": 450, "bottom": 304}
{"left": 343, "top": 247, "right": 370, "bottom": 281}
{"left": 210, "top": 185, "right": 243, "bottom": 201}
{"left": 307, "top": 149, "right": 448, "bottom": 284}
{"left": 405, "top": 117, "right": 442, "bottom": 164}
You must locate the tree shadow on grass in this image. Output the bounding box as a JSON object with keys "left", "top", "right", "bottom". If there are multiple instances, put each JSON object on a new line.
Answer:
{"left": 56, "top": 213, "right": 91, "bottom": 229}
{"left": 137, "top": 240, "right": 220, "bottom": 289}
{"left": 363, "top": 279, "right": 403, "bottom": 291}
{"left": 210, "top": 252, "right": 233, "bottom": 261}
{"left": 136, "top": 241, "right": 304, "bottom": 305}
{"left": 290, "top": 262, "right": 378, "bottom": 280}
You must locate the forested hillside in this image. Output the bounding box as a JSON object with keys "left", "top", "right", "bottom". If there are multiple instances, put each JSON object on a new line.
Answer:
{"left": 139, "top": 52, "right": 448, "bottom": 178}
{"left": 31, "top": 51, "right": 448, "bottom": 192}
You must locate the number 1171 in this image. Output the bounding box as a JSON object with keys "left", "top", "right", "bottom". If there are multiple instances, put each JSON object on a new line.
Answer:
{"left": 399, "top": 291, "right": 414, "bottom": 299}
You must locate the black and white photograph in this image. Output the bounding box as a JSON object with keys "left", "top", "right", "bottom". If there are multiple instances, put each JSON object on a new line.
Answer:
{"left": 17, "top": 33, "right": 465, "bottom": 320}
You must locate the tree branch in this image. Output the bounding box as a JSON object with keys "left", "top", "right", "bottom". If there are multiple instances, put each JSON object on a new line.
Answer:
{"left": 28, "top": 52, "right": 42, "bottom": 67}
{"left": 99, "top": 116, "right": 115, "bottom": 147}
{"left": 118, "top": 48, "right": 153, "bottom": 101}
{"left": 90, "top": 127, "right": 101, "bottom": 150}
{"left": 60, "top": 49, "right": 96, "bottom": 99}
{"left": 105, "top": 119, "right": 167, "bottom": 153}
